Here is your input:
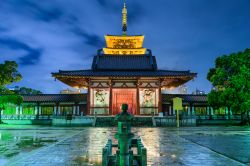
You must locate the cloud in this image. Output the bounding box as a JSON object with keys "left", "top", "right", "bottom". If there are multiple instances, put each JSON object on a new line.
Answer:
{"left": 127, "top": 2, "right": 144, "bottom": 25}
{"left": 72, "top": 27, "right": 105, "bottom": 49}
{"left": 0, "top": 38, "right": 42, "bottom": 65}
{"left": 5, "top": 0, "right": 63, "bottom": 22}
{"left": 0, "top": 26, "right": 7, "bottom": 33}
{"left": 19, "top": 48, "right": 42, "bottom": 65}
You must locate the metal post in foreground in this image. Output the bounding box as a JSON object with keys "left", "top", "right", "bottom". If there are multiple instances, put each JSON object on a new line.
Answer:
{"left": 176, "top": 109, "right": 180, "bottom": 128}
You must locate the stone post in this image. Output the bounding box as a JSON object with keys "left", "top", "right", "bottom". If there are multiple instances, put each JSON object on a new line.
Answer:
{"left": 73, "top": 105, "right": 76, "bottom": 115}
{"left": 54, "top": 106, "right": 57, "bottom": 115}
{"left": 35, "top": 106, "right": 38, "bottom": 115}
{"left": 225, "top": 107, "right": 229, "bottom": 119}
{"left": 19, "top": 105, "right": 23, "bottom": 115}
{"left": 58, "top": 106, "right": 61, "bottom": 115}
{"left": 191, "top": 106, "right": 195, "bottom": 115}
{"left": 16, "top": 106, "right": 19, "bottom": 115}
{"left": 77, "top": 105, "right": 80, "bottom": 115}
{"left": 207, "top": 107, "right": 212, "bottom": 119}
{"left": 158, "top": 87, "right": 162, "bottom": 114}
{"left": 187, "top": 106, "right": 191, "bottom": 115}
{"left": 38, "top": 106, "right": 42, "bottom": 115}
{"left": 210, "top": 107, "right": 214, "bottom": 116}
{"left": 206, "top": 107, "right": 210, "bottom": 116}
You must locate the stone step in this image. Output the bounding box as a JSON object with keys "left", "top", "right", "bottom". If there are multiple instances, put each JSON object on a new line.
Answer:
{"left": 95, "top": 117, "right": 153, "bottom": 127}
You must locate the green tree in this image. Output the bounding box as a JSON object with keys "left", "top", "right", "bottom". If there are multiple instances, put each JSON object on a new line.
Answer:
{"left": 0, "top": 61, "right": 22, "bottom": 86}
{"left": 0, "top": 61, "right": 23, "bottom": 124}
{"left": 207, "top": 49, "right": 250, "bottom": 124}
{"left": 0, "top": 94, "right": 23, "bottom": 123}
{"left": 16, "top": 87, "right": 42, "bottom": 95}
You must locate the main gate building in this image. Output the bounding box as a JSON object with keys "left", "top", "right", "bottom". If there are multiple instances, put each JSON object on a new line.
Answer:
{"left": 52, "top": 4, "right": 196, "bottom": 115}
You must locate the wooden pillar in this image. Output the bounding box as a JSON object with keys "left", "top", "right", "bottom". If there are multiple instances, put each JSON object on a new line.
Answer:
{"left": 158, "top": 87, "right": 162, "bottom": 114}
{"left": 16, "top": 106, "right": 19, "bottom": 115}
{"left": 56, "top": 103, "right": 59, "bottom": 116}
{"left": 73, "top": 105, "right": 76, "bottom": 115}
{"left": 192, "top": 105, "right": 195, "bottom": 115}
{"left": 169, "top": 105, "right": 172, "bottom": 115}
{"left": 211, "top": 107, "right": 214, "bottom": 115}
{"left": 35, "top": 105, "right": 38, "bottom": 115}
{"left": 57, "top": 105, "right": 61, "bottom": 115}
{"left": 136, "top": 80, "right": 140, "bottom": 115}
{"left": 206, "top": 106, "right": 210, "bottom": 116}
{"left": 208, "top": 106, "right": 212, "bottom": 119}
{"left": 76, "top": 104, "right": 80, "bottom": 115}
{"left": 74, "top": 103, "right": 79, "bottom": 116}
{"left": 87, "top": 79, "right": 91, "bottom": 115}
{"left": 53, "top": 105, "right": 57, "bottom": 115}
{"left": 109, "top": 80, "right": 113, "bottom": 115}
{"left": 38, "top": 105, "right": 41, "bottom": 115}
{"left": 19, "top": 105, "right": 23, "bottom": 115}
{"left": 190, "top": 103, "right": 193, "bottom": 115}
{"left": 189, "top": 106, "right": 191, "bottom": 115}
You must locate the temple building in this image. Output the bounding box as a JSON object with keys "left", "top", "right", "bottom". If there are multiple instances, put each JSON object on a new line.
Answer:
{"left": 1, "top": 3, "right": 245, "bottom": 126}
{"left": 52, "top": 3, "right": 197, "bottom": 115}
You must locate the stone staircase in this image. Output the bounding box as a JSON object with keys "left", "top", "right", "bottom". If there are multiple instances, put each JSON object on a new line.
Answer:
{"left": 94, "top": 116, "right": 153, "bottom": 127}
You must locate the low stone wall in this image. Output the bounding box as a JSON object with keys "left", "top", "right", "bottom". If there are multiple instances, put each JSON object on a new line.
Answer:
{"left": 2, "top": 119, "right": 52, "bottom": 125}
{"left": 154, "top": 116, "right": 196, "bottom": 127}
{"left": 52, "top": 116, "right": 94, "bottom": 126}
{"left": 2, "top": 119, "right": 33, "bottom": 125}
{"left": 197, "top": 119, "right": 242, "bottom": 126}
{"left": 3, "top": 115, "right": 245, "bottom": 126}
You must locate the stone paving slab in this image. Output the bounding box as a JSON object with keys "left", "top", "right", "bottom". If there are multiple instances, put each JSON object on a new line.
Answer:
{"left": 5, "top": 127, "right": 249, "bottom": 166}
{"left": 137, "top": 128, "right": 246, "bottom": 166}
{"left": 182, "top": 134, "right": 250, "bottom": 164}
{"left": 0, "top": 128, "right": 81, "bottom": 165}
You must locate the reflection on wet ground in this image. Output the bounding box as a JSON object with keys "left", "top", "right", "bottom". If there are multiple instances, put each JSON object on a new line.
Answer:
{"left": 0, "top": 128, "right": 79, "bottom": 165}
{"left": 0, "top": 126, "right": 250, "bottom": 166}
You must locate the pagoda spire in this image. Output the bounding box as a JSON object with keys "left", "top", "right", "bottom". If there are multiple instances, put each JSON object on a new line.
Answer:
{"left": 122, "top": 2, "right": 127, "bottom": 35}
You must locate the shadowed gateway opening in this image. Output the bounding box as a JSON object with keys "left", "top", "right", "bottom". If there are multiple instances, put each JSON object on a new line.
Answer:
{"left": 112, "top": 89, "right": 137, "bottom": 115}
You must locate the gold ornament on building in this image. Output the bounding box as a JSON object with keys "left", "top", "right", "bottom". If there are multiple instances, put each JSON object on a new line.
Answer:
{"left": 102, "top": 2, "right": 146, "bottom": 55}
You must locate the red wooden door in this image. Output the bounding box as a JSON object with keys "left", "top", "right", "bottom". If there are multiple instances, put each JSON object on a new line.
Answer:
{"left": 112, "top": 89, "right": 137, "bottom": 115}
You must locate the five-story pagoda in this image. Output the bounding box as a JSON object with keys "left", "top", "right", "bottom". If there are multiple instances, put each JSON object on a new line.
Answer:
{"left": 52, "top": 3, "right": 197, "bottom": 115}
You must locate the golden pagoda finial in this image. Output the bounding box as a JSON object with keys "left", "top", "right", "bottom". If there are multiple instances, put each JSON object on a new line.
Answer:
{"left": 122, "top": 2, "right": 127, "bottom": 35}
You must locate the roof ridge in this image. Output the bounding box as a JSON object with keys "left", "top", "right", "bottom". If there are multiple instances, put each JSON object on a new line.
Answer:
{"left": 21, "top": 94, "right": 86, "bottom": 96}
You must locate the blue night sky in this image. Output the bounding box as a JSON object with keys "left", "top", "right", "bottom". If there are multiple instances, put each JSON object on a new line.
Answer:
{"left": 0, "top": 0, "right": 250, "bottom": 93}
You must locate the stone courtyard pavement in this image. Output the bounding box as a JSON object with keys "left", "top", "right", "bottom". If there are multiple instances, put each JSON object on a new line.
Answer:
{"left": 0, "top": 126, "right": 250, "bottom": 166}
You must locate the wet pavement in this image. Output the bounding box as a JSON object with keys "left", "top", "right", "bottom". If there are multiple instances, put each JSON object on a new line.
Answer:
{"left": 0, "top": 126, "right": 250, "bottom": 166}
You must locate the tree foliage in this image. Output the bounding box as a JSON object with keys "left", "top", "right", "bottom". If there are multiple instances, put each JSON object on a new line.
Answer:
{"left": 0, "top": 95, "right": 23, "bottom": 110}
{"left": 0, "top": 61, "right": 23, "bottom": 123}
{"left": 16, "top": 87, "right": 43, "bottom": 95}
{"left": 207, "top": 49, "right": 250, "bottom": 114}
{"left": 0, "top": 61, "right": 22, "bottom": 86}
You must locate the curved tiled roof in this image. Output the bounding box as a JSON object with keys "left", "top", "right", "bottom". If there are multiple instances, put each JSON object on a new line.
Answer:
{"left": 1, "top": 94, "right": 207, "bottom": 103}
{"left": 162, "top": 94, "right": 207, "bottom": 103}
{"left": 91, "top": 55, "right": 157, "bottom": 70}
{"left": 21, "top": 94, "right": 87, "bottom": 102}
{"left": 52, "top": 69, "right": 196, "bottom": 77}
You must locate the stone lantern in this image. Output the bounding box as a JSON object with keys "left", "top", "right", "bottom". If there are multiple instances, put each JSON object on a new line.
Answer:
{"left": 115, "top": 103, "right": 134, "bottom": 166}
